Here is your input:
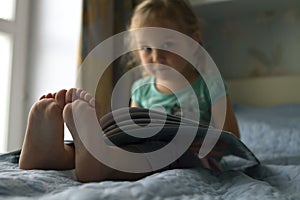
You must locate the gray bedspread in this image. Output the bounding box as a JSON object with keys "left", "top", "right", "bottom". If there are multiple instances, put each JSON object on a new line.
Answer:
{"left": 0, "top": 104, "right": 300, "bottom": 200}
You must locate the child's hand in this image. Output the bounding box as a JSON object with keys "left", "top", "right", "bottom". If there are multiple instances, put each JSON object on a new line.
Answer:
{"left": 199, "top": 157, "right": 222, "bottom": 172}
{"left": 189, "top": 139, "right": 228, "bottom": 160}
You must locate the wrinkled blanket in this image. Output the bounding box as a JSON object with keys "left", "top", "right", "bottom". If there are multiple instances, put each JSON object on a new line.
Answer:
{"left": 0, "top": 104, "right": 299, "bottom": 200}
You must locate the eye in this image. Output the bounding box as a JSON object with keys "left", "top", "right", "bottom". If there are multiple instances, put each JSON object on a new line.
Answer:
{"left": 161, "top": 41, "right": 174, "bottom": 50}
{"left": 140, "top": 45, "right": 152, "bottom": 53}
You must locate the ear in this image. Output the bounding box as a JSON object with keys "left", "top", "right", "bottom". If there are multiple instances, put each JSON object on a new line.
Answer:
{"left": 192, "top": 31, "right": 202, "bottom": 44}
{"left": 190, "top": 31, "right": 203, "bottom": 53}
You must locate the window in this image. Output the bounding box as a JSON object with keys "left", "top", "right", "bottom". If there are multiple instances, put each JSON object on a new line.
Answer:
{"left": 0, "top": 0, "right": 16, "bottom": 152}
{"left": 0, "top": 0, "right": 82, "bottom": 152}
{"left": 0, "top": 32, "right": 12, "bottom": 152}
{"left": 0, "top": 0, "right": 30, "bottom": 152}
{"left": 0, "top": 0, "right": 16, "bottom": 20}
{"left": 0, "top": 0, "right": 16, "bottom": 150}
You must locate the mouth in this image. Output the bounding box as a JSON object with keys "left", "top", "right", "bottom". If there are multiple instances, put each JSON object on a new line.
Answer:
{"left": 145, "top": 64, "right": 172, "bottom": 75}
{"left": 153, "top": 67, "right": 171, "bottom": 76}
{"left": 156, "top": 67, "right": 169, "bottom": 71}
{"left": 155, "top": 64, "right": 172, "bottom": 71}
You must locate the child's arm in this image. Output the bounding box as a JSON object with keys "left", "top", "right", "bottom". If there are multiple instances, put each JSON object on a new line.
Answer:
{"left": 211, "top": 96, "right": 240, "bottom": 138}
{"left": 130, "top": 100, "right": 140, "bottom": 108}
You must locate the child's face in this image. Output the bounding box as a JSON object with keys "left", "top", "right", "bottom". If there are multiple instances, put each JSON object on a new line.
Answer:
{"left": 134, "top": 21, "right": 198, "bottom": 80}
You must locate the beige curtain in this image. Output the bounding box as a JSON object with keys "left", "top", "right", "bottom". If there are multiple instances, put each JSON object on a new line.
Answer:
{"left": 79, "top": 0, "right": 135, "bottom": 118}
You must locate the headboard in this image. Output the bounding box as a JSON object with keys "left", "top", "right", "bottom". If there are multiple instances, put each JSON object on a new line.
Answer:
{"left": 226, "top": 75, "right": 300, "bottom": 107}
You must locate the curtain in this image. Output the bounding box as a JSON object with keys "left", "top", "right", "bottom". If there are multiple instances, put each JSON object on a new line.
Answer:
{"left": 79, "top": 0, "right": 135, "bottom": 118}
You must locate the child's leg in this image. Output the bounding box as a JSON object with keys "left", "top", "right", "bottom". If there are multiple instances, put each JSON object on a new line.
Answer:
{"left": 63, "top": 89, "right": 151, "bottom": 182}
{"left": 19, "top": 89, "right": 75, "bottom": 170}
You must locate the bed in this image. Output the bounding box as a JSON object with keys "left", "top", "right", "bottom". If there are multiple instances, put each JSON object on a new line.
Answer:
{"left": 0, "top": 75, "right": 300, "bottom": 199}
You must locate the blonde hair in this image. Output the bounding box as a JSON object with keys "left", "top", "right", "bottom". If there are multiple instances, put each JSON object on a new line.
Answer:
{"left": 130, "top": 0, "right": 200, "bottom": 36}
{"left": 124, "top": 0, "right": 202, "bottom": 74}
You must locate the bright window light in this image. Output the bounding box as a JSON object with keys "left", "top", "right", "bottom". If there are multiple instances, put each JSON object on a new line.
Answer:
{"left": 0, "top": 32, "right": 12, "bottom": 152}
{"left": 0, "top": 0, "right": 16, "bottom": 20}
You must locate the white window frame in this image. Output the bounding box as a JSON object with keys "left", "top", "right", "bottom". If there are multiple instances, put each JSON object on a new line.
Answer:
{"left": 0, "top": 0, "right": 30, "bottom": 152}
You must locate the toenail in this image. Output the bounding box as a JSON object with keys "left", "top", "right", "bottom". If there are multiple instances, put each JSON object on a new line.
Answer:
{"left": 89, "top": 98, "right": 95, "bottom": 107}
{"left": 80, "top": 91, "right": 87, "bottom": 99}
{"left": 76, "top": 88, "right": 83, "bottom": 97}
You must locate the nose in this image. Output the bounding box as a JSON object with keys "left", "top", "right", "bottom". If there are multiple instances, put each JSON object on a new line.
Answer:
{"left": 152, "top": 49, "right": 165, "bottom": 63}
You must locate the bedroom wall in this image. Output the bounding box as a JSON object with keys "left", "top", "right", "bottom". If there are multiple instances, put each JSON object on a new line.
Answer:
{"left": 226, "top": 75, "right": 300, "bottom": 106}
{"left": 192, "top": 1, "right": 300, "bottom": 79}
{"left": 191, "top": 0, "right": 300, "bottom": 106}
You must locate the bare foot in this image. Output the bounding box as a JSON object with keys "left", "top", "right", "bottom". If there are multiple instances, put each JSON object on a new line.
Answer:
{"left": 63, "top": 89, "right": 110, "bottom": 182}
{"left": 19, "top": 89, "right": 75, "bottom": 170}
{"left": 63, "top": 89, "right": 151, "bottom": 182}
